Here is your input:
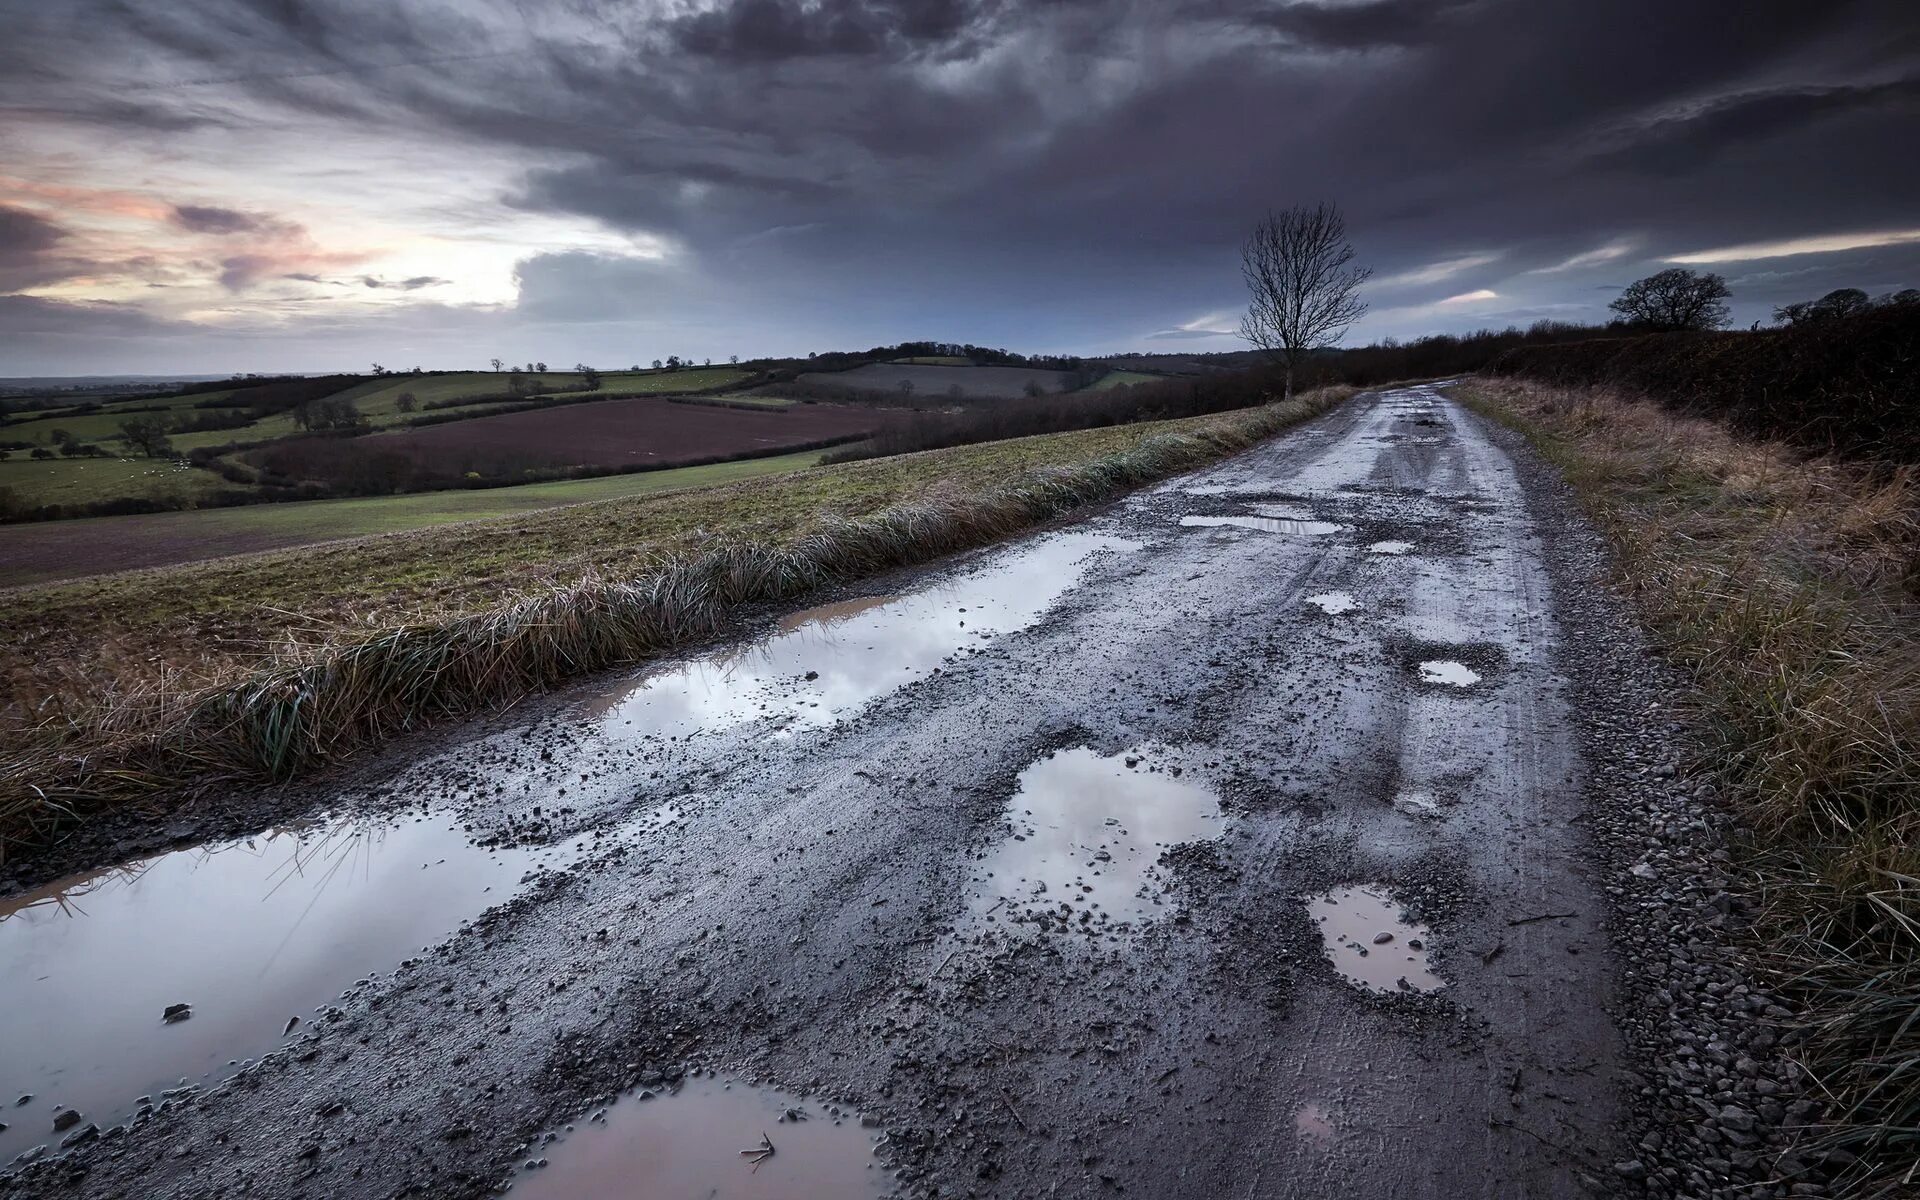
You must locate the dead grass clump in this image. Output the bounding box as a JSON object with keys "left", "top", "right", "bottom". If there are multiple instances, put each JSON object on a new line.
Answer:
{"left": 1465, "top": 377, "right": 1920, "bottom": 1196}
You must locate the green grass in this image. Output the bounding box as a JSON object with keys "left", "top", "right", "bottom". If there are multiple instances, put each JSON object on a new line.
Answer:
{"left": 1085, "top": 370, "right": 1162, "bottom": 390}
{"left": 1, "top": 450, "right": 829, "bottom": 585}
{"left": 0, "top": 455, "right": 232, "bottom": 507}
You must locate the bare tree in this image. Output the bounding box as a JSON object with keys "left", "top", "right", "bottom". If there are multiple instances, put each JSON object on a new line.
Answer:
{"left": 395, "top": 391, "right": 418, "bottom": 413}
{"left": 1239, "top": 202, "right": 1370, "bottom": 400}
{"left": 1609, "top": 268, "right": 1731, "bottom": 331}
{"left": 491, "top": 357, "right": 504, "bottom": 373}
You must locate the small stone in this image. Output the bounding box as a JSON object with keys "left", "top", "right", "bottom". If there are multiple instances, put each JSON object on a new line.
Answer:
{"left": 52, "top": 1109, "right": 81, "bottom": 1132}
{"left": 163, "top": 1003, "right": 193, "bottom": 1023}
{"left": 1373, "top": 932, "right": 1394, "bottom": 945}
{"left": 1613, "top": 1159, "right": 1647, "bottom": 1180}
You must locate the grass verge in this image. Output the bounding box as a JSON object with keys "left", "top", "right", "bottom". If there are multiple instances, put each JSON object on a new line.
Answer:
{"left": 1462, "top": 377, "right": 1920, "bottom": 1196}
{"left": 0, "top": 388, "right": 1348, "bottom": 856}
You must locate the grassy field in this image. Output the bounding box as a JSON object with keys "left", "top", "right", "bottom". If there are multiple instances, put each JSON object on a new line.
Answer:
{"left": 1087, "top": 370, "right": 1162, "bottom": 390}
{"left": 0, "top": 450, "right": 832, "bottom": 587}
{"left": 0, "top": 369, "right": 758, "bottom": 507}
{"left": 0, "top": 455, "right": 233, "bottom": 507}
{"left": 1, "top": 398, "right": 1338, "bottom": 703}
{"left": 1464, "top": 378, "right": 1920, "bottom": 1195}
{"left": 0, "top": 390, "right": 1344, "bottom": 849}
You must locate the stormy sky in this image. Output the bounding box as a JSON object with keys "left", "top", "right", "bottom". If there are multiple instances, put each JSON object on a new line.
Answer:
{"left": 2, "top": 0, "right": 1916, "bottom": 375}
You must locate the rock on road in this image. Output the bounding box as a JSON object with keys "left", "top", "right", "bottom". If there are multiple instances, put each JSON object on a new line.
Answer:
{"left": 12, "top": 384, "right": 1643, "bottom": 1198}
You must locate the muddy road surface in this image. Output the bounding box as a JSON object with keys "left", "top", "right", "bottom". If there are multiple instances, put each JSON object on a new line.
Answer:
{"left": 6, "top": 384, "right": 1656, "bottom": 1197}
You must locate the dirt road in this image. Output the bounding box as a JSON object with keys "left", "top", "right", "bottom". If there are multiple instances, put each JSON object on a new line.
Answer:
{"left": 5, "top": 384, "right": 1724, "bottom": 1197}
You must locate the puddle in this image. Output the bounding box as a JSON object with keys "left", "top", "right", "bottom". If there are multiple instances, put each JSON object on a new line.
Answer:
{"left": 0, "top": 811, "right": 584, "bottom": 1162}
{"left": 591, "top": 533, "right": 1136, "bottom": 741}
{"left": 969, "top": 746, "right": 1224, "bottom": 928}
{"left": 1306, "top": 591, "right": 1359, "bottom": 615}
{"left": 1417, "top": 660, "right": 1481, "bottom": 688}
{"left": 1307, "top": 884, "right": 1442, "bottom": 994}
{"left": 1367, "top": 540, "right": 1414, "bottom": 555}
{"left": 509, "top": 1076, "right": 883, "bottom": 1200}
{"left": 1294, "top": 1102, "right": 1335, "bottom": 1145}
{"left": 1180, "top": 515, "right": 1344, "bottom": 536}
{"left": 774, "top": 593, "right": 897, "bottom": 634}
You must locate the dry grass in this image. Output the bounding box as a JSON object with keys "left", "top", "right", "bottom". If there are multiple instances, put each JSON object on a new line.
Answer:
{"left": 0, "top": 390, "right": 1346, "bottom": 856}
{"left": 1464, "top": 377, "right": 1920, "bottom": 1196}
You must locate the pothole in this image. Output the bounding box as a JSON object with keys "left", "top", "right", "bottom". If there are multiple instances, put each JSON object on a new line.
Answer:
{"left": 0, "top": 810, "right": 592, "bottom": 1163}
{"left": 1305, "top": 591, "right": 1360, "bottom": 615}
{"left": 1306, "top": 884, "right": 1442, "bottom": 994}
{"left": 508, "top": 1077, "right": 883, "bottom": 1199}
{"left": 1294, "top": 1102, "right": 1335, "bottom": 1146}
{"left": 969, "top": 746, "right": 1225, "bottom": 930}
{"left": 1390, "top": 789, "right": 1442, "bottom": 818}
{"left": 1417, "top": 660, "right": 1481, "bottom": 688}
{"left": 1366, "top": 540, "right": 1415, "bottom": 555}
{"left": 1180, "top": 515, "right": 1345, "bottom": 536}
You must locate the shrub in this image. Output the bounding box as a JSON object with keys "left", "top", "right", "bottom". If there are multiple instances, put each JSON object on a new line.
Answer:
{"left": 1487, "top": 304, "right": 1920, "bottom": 464}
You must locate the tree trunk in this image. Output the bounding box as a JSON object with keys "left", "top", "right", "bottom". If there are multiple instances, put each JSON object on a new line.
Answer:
{"left": 1284, "top": 359, "right": 1294, "bottom": 402}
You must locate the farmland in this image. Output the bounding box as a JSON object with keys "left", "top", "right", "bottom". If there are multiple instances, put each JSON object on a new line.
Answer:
{"left": 798, "top": 362, "right": 1078, "bottom": 398}
{"left": 0, "top": 367, "right": 757, "bottom": 515}
{"left": 0, "top": 449, "right": 829, "bottom": 586}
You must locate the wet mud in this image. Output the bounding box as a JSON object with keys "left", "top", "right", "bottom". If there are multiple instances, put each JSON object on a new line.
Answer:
{"left": 2, "top": 384, "right": 1650, "bottom": 1199}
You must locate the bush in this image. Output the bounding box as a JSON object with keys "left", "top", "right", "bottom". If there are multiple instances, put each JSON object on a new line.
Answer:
{"left": 1487, "top": 305, "right": 1920, "bottom": 464}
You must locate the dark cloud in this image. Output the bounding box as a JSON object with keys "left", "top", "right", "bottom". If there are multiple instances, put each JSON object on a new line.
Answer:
{"left": 1236, "top": 0, "right": 1483, "bottom": 49}
{"left": 1588, "top": 76, "right": 1920, "bottom": 174}
{"left": 360, "top": 275, "right": 450, "bottom": 290}
{"left": 0, "top": 204, "right": 70, "bottom": 291}
{"left": 172, "top": 203, "right": 267, "bottom": 234}
{"left": 2, "top": 0, "right": 1918, "bottom": 371}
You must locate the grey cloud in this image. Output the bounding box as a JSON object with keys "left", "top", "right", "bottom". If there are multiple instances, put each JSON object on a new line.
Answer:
{"left": 0, "top": 204, "right": 82, "bottom": 292}
{"left": 1236, "top": 0, "right": 1483, "bottom": 49}
{"left": 360, "top": 275, "right": 450, "bottom": 290}
{"left": 173, "top": 204, "right": 267, "bottom": 234}
{"left": 3, "top": 0, "right": 1919, "bottom": 368}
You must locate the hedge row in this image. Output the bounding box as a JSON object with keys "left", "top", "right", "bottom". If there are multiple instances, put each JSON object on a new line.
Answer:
{"left": 1486, "top": 305, "right": 1920, "bottom": 463}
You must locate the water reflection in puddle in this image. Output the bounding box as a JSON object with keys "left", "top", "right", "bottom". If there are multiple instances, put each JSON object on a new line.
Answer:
{"left": 774, "top": 594, "right": 896, "bottom": 634}
{"left": 0, "top": 812, "right": 584, "bottom": 1162}
{"left": 1180, "top": 515, "right": 1345, "bottom": 536}
{"left": 1367, "top": 541, "right": 1414, "bottom": 555}
{"left": 1418, "top": 660, "right": 1481, "bottom": 688}
{"left": 1307, "top": 884, "right": 1442, "bottom": 993}
{"left": 509, "top": 1077, "right": 882, "bottom": 1200}
{"left": 970, "top": 747, "right": 1224, "bottom": 929}
{"left": 592, "top": 533, "right": 1137, "bottom": 741}
{"left": 1306, "top": 591, "right": 1359, "bottom": 616}
{"left": 1294, "top": 1102, "right": 1335, "bottom": 1145}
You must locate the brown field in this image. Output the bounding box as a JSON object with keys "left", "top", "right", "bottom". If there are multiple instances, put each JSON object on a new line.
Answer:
{"left": 798, "top": 363, "right": 1076, "bottom": 398}
{"left": 374, "top": 396, "right": 891, "bottom": 468}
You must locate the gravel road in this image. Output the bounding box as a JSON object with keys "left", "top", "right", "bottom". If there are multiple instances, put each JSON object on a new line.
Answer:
{"left": 1, "top": 384, "right": 1816, "bottom": 1199}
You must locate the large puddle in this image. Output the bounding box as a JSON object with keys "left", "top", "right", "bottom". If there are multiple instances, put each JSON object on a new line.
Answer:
{"left": 1307, "top": 884, "right": 1442, "bottom": 994}
{"left": 969, "top": 746, "right": 1224, "bottom": 930}
{"left": 1418, "top": 660, "right": 1481, "bottom": 688}
{"left": 509, "top": 1077, "right": 883, "bottom": 1199}
{"left": 0, "top": 811, "right": 584, "bottom": 1163}
{"left": 592, "top": 533, "right": 1137, "bottom": 740}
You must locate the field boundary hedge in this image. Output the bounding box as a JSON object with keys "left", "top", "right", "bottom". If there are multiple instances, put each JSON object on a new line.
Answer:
{"left": 1485, "top": 306, "right": 1920, "bottom": 464}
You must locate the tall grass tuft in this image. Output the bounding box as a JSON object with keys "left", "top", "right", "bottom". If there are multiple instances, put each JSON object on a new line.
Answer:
{"left": 0, "top": 390, "right": 1345, "bottom": 857}
{"left": 1466, "top": 378, "right": 1920, "bottom": 1197}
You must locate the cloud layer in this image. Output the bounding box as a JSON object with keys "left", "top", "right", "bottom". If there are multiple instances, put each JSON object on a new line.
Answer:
{"left": 1, "top": 0, "right": 1916, "bottom": 373}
